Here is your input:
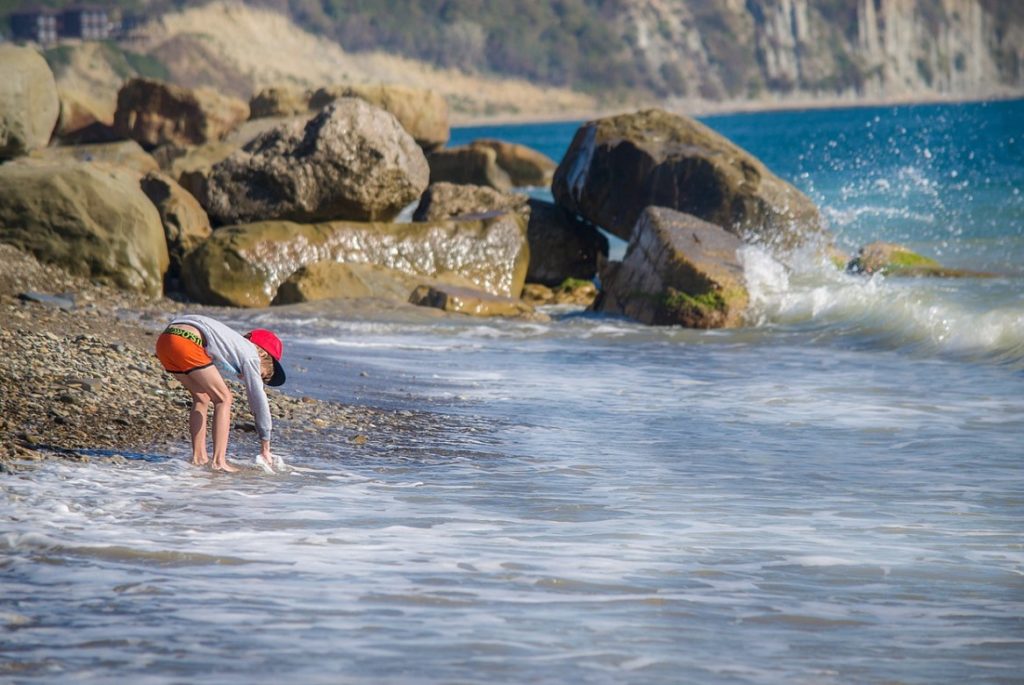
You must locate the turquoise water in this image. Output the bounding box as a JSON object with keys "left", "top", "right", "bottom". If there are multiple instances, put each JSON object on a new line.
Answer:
{"left": 2, "top": 101, "right": 1023, "bottom": 684}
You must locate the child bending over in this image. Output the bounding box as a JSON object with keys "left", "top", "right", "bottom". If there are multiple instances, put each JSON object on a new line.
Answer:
{"left": 155, "top": 314, "right": 286, "bottom": 472}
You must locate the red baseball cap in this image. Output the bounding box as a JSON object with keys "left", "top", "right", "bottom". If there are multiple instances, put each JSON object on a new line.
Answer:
{"left": 246, "top": 329, "right": 286, "bottom": 386}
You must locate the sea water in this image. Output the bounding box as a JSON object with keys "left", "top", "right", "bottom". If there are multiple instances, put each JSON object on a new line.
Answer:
{"left": 2, "top": 101, "right": 1023, "bottom": 684}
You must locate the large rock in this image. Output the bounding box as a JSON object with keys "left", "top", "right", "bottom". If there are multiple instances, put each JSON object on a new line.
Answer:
{"left": 595, "top": 207, "right": 748, "bottom": 328}
{"left": 414, "top": 184, "right": 607, "bottom": 286}
{"left": 273, "top": 261, "right": 478, "bottom": 305}
{"left": 200, "top": 99, "right": 429, "bottom": 226}
{"left": 413, "top": 182, "right": 528, "bottom": 222}
{"left": 55, "top": 87, "right": 117, "bottom": 144}
{"left": 248, "top": 85, "right": 310, "bottom": 119}
{"left": 470, "top": 139, "right": 557, "bottom": 186}
{"left": 309, "top": 84, "right": 449, "bottom": 152}
{"left": 113, "top": 78, "right": 249, "bottom": 150}
{"left": 525, "top": 199, "right": 608, "bottom": 286}
{"left": 182, "top": 212, "right": 529, "bottom": 308}
{"left": 139, "top": 172, "right": 212, "bottom": 284}
{"left": 552, "top": 109, "right": 823, "bottom": 246}
{"left": 0, "top": 160, "right": 168, "bottom": 296}
{"left": 0, "top": 45, "right": 60, "bottom": 159}
{"left": 33, "top": 140, "right": 159, "bottom": 175}
{"left": 845, "top": 241, "right": 986, "bottom": 278}
{"left": 409, "top": 284, "right": 540, "bottom": 319}
{"left": 427, "top": 146, "right": 513, "bottom": 192}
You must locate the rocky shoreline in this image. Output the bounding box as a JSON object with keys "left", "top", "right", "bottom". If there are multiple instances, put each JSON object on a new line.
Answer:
{"left": 0, "top": 244, "right": 439, "bottom": 471}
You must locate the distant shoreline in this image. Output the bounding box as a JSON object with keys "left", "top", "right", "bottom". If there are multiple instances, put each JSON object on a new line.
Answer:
{"left": 449, "top": 90, "right": 1024, "bottom": 128}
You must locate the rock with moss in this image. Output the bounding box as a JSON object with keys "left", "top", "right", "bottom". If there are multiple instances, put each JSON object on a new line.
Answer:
{"left": 427, "top": 145, "right": 513, "bottom": 192}
{"left": 113, "top": 78, "right": 249, "bottom": 149}
{"left": 552, "top": 108, "right": 824, "bottom": 246}
{"left": 845, "top": 241, "right": 979, "bottom": 277}
{"left": 594, "top": 207, "right": 748, "bottom": 328}
{"left": 0, "top": 45, "right": 61, "bottom": 159}
{"left": 309, "top": 84, "right": 449, "bottom": 152}
{"left": 469, "top": 139, "right": 557, "bottom": 186}
{"left": 409, "top": 284, "right": 541, "bottom": 319}
{"left": 199, "top": 99, "right": 428, "bottom": 226}
{"left": 139, "top": 171, "right": 212, "bottom": 285}
{"left": 0, "top": 160, "right": 168, "bottom": 297}
{"left": 522, "top": 278, "right": 598, "bottom": 307}
{"left": 182, "top": 212, "right": 529, "bottom": 307}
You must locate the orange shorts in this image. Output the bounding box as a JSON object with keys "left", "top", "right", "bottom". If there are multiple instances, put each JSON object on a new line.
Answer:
{"left": 156, "top": 329, "right": 213, "bottom": 374}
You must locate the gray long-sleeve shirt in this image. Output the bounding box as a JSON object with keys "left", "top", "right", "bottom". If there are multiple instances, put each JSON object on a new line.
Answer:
{"left": 171, "top": 314, "right": 273, "bottom": 441}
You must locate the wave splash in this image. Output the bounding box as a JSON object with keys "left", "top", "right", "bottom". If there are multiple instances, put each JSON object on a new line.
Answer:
{"left": 740, "top": 244, "right": 1024, "bottom": 366}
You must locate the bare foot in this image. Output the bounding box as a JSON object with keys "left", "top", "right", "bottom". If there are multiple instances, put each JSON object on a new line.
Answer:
{"left": 211, "top": 461, "right": 239, "bottom": 473}
{"left": 192, "top": 455, "right": 210, "bottom": 466}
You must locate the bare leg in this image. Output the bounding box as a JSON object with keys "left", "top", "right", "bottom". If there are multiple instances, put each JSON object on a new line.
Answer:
{"left": 173, "top": 367, "right": 237, "bottom": 472}
{"left": 183, "top": 385, "right": 211, "bottom": 466}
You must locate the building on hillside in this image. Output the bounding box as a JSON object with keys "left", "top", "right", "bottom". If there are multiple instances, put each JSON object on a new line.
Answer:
{"left": 60, "top": 6, "right": 112, "bottom": 40}
{"left": 9, "top": 10, "right": 59, "bottom": 44}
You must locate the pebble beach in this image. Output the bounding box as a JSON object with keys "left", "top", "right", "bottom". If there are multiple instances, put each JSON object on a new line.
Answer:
{"left": 0, "top": 244, "right": 430, "bottom": 471}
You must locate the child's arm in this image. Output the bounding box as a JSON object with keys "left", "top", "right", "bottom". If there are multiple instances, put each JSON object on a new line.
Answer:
{"left": 241, "top": 357, "right": 274, "bottom": 463}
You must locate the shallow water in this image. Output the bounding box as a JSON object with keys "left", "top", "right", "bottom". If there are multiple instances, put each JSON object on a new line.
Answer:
{"left": 3, "top": 101, "right": 1024, "bottom": 684}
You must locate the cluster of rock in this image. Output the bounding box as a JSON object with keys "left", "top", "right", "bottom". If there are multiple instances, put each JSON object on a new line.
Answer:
{"left": 1, "top": 44, "right": 959, "bottom": 328}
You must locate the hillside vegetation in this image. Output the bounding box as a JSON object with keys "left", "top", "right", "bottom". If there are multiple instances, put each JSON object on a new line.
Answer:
{"left": 4, "top": 0, "right": 1022, "bottom": 121}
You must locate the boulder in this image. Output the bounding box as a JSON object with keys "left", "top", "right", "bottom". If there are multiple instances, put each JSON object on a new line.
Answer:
{"left": 55, "top": 87, "right": 117, "bottom": 144}
{"left": 470, "top": 139, "right": 557, "bottom": 186}
{"left": 182, "top": 212, "right": 529, "bottom": 308}
{"left": 414, "top": 184, "right": 607, "bottom": 286}
{"left": 139, "top": 172, "right": 212, "bottom": 284}
{"left": 525, "top": 199, "right": 608, "bottom": 286}
{"left": 309, "top": 84, "right": 449, "bottom": 151}
{"left": 413, "top": 182, "right": 528, "bottom": 222}
{"left": 273, "top": 261, "right": 478, "bottom": 305}
{"left": 427, "top": 146, "right": 513, "bottom": 192}
{"left": 552, "top": 109, "right": 823, "bottom": 246}
{"left": 34, "top": 140, "right": 159, "bottom": 175}
{"left": 164, "top": 116, "right": 307, "bottom": 195}
{"left": 0, "top": 45, "right": 60, "bottom": 159}
{"left": 846, "top": 241, "right": 984, "bottom": 277}
{"left": 249, "top": 85, "right": 310, "bottom": 119}
{"left": 113, "top": 78, "right": 249, "bottom": 150}
{"left": 522, "top": 279, "right": 599, "bottom": 307}
{"left": 0, "top": 160, "right": 168, "bottom": 296}
{"left": 199, "top": 99, "right": 429, "bottom": 226}
{"left": 595, "top": 207, "right": 748, "bottom": 328}
{"left": 409, "top": 284, "right": 540, "bottom": 319}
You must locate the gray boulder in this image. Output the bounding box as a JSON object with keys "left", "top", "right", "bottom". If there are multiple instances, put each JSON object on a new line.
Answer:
{"left": 200, "top": 99, "right": 429, "bottom": 226}
{"left": 309, "top": 84, "right": 449, "bottom": 152}
{"left": 595, "top": 207, "right": 748, "bottom": 328}
{"left": 552, "top": 109, "right": 823, "bottom": 246}
{"left": 0, "top": 45, "right": 60, "bottom": 159}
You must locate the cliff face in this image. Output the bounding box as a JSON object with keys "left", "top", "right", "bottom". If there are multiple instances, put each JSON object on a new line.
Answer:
{"left": 617, "top": 0, "right": 1023, "bottom": 101}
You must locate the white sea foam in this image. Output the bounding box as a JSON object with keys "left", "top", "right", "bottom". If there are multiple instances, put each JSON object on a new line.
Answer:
{"left": 739, "top": 245, "right": 1024, "bottom": 364}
